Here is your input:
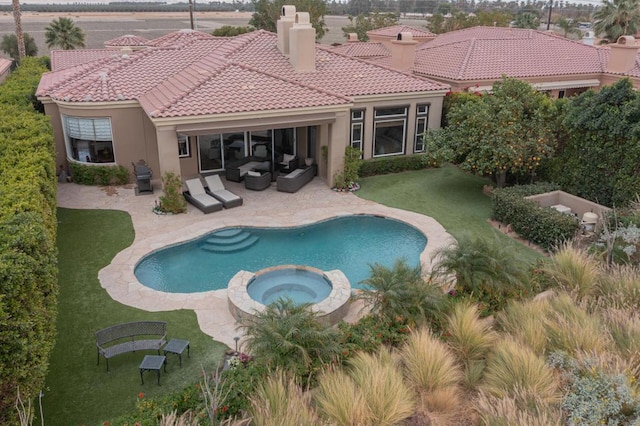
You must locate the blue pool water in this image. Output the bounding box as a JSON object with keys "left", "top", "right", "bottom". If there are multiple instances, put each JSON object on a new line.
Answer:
{"left": 134, "top": 215, "right": 427, "bottom": 293}
{"left": 248, "top": 268, "right": 332, "bottom": 305}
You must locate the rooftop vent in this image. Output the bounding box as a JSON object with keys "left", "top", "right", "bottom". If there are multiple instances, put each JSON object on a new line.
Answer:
{"left": 276, "top": 5, "right": 296, "bottom": 55}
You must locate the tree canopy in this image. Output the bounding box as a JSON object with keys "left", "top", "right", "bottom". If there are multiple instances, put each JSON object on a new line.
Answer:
{"left": 426, "top": 78, "right": 556, "bottom": 187}
{"left": 250, "top": 0, "right": 327, "bottom": 41}
{"left": 212, "top": 25, "right": 256, "bottom": 37}
{"left": 44, "top": 17, "right": 85, "bottom": 50}
{"left": 341, "top": 12, "right": 398, "bottom": 42}
{"left": 543, "top": 79, "right": 640, "bottom": 206}
{"left": 593, "top": 0, "right": 640, "bottom": 42}
{"left": 0, "top": 32, "right": 37, "bottom": 60}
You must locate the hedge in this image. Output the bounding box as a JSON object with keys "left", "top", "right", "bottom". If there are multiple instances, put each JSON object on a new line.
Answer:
{"left": 492, "top": 183, "right": 581, "bottom": 251}
{"left": 359, "top": 153, "right": 438, "bottom": 177}
{"left": 0, "top": 58, "right": 58, "bottom": 423}
{"left": 69, "top": 162, "right": 129, "bottom": 185}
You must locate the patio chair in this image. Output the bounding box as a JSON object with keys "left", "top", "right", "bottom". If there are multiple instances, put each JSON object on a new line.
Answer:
{"left": 183, "top": 178, "right": 223, "bottom": 214}
{"left": 204, "top": 175, "right": 243, "bottom": 209}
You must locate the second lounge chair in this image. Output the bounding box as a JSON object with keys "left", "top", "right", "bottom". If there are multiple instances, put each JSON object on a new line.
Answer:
{"left": 204, "top": 175, "right": 243, "bottom": 209}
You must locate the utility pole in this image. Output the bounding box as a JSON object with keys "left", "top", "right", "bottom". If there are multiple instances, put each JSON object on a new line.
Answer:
{"left": 546, "top": 0, "right": 553, "bottom": 31}
{"left": 189, "top": 0, "right": 195, "bottom": 30}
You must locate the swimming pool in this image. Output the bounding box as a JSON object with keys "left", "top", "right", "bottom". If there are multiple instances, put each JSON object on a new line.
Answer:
{"left": 134, "top": 215, "right": 427, "bottom": 293}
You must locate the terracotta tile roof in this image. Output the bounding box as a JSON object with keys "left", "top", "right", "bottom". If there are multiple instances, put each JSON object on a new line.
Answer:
{"left": 598, "top": 46, "right": 640, "bottom": 78}
{"left": 367, "top": 25, "right": 437, "bottom": 39}
{"left": 104, "top": 34, "right": 148, "bottom": 47}
{"left": 412, "top": 26, "right": 605, "bottom": 80}
{"left": 331, "top": 42, "right": 390, "bottom": 58}
{"left": 38, "top": 29, "right": 448, "bottom": 118}
{"left": 51, "top": 49, "right": 120, "bottom": 71}
{"left": 0, "top": 57, "right": 12, "bottom": 74}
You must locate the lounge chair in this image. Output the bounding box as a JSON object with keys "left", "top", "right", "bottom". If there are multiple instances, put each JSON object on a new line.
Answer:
{"left": 204, "top": 175, "right": 243, "bottom": 208}
{"left": 183, "top": 178, "right": 223, "bottom": 214}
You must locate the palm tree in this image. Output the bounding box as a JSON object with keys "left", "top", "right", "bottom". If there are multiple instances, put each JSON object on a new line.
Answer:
{"left": 358, "top": 258, "right": 445, "bottom": 327}
{"left": 593, "top": 0, "right": 640, "bottom": 42}
{"left": 557, "top": 17, "right": 582, "bottom": 38}
{"left": 240, "top": 298, "right": 341, "bottom": 378}
{"left": 431, "top": 237, "right": 527, "bottom": 312}
{"left": 45, "top": 17, "right": 86, "bottom": 50}
{"left": 12, "top": 0, "right": 25, "bottom": 59}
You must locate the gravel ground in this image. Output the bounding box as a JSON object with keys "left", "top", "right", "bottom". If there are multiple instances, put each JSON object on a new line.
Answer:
{"left": 0, "top": 11, "right": 429, "bottom": 56}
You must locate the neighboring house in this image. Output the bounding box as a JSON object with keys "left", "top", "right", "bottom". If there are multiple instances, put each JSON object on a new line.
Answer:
{"left": 334, "top": 25, "right": 640, "bottom": 99}
{"left": 36, "top": 7, "right": 448, "bottom": 187}
{"left": 0, "top": 57, "right": 12, "bottom": 84}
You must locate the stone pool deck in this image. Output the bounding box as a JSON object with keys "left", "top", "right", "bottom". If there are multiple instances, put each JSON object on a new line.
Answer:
{"left": 57, "top": 177, "right": 454, "bottom": 349}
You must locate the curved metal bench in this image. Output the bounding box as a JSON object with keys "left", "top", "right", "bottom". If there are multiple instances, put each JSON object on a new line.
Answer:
{"left": 95, "top": 321, "right": 167, "bottom": 371}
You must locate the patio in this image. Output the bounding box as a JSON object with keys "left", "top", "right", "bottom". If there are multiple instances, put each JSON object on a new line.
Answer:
{"left": 57, "top": 177, "right": 454, "bottom": 348}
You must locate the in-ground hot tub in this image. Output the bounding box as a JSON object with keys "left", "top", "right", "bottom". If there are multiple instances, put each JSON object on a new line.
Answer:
{"left": 228, "top": 265, "right": 351, "bottom": 325}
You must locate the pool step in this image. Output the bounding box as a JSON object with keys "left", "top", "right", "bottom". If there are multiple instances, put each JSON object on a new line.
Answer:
{"left": 201, "top": 230, "right": 259, "bottom": 253}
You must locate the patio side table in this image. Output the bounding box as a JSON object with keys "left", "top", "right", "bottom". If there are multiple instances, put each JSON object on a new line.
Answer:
{"left": 163, "top": 339, "right": 190, "bottom": 367}
{"left": 139, "top": 355, "right": 167, "bottom": 385}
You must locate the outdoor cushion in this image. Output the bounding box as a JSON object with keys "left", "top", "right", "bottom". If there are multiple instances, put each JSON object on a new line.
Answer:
{"left": 284, "top": 168, "right": 304, "bottom": 179}
{"left": 281, "top": 153, "right": 295, "bottom": 165}
{"left": 247, "top": 170, "right": 261, "bottom": 177}
{"left": 204, "top": 175, "right": 243, "bottom": 209}
{"left": 185, "top": 178, "right": 208, "bottom": 196}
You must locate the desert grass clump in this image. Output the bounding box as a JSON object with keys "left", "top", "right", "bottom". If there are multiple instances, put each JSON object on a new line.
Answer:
{"left": 545, "top": 293, "right": 609, "bottom": 354}
{"left": 474, "top": 388, "right": 562, "bottom": 426}
{"left": 541, "top": 244, "right": 600, "bottom": 301}
{"left": 496, "top": 299, "right": 549, "bottom": 355}
{"left": 602, "top": 308, "right": 640, "bottom": 360}
{"left": 482, "top": 338, "right": 560, "bottom": 404}
{"left": 248, "top": 370, "right": 318, "bottom": 426}
{"left": 595, "top": 264, "right": 640, "bottom": 309}
{"left": 314, "top": 368, "right": 371, "bottom": 426}
{"left": 445, "top": 300, "right": 498, "bottom": 363}
{"left": 348, "top": 348, "right": 416, "bottom": 425}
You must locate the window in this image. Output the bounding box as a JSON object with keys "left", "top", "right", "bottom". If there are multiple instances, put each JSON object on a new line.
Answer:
{"left": 558, "top": 90, "right": 566, "bottom": 99}
{"left": 350, "top": 109, "right": 364, "bottom": 151}
{"left": 414, "top": 104, "right": 429, "bottom": 152}
{"left": 62, "top": 115, "right": 114, "bottom": 163}
{"left": 178, "top": 134, "right": 190, "bottom": 158}
{"left": 373, "top": 106, "right": 407, "bottom": 157}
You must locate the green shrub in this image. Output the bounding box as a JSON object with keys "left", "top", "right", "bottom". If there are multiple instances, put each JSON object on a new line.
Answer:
{"left": 69, "top": 162, "right": 129, "bottom": 185}
{"left": 333, "top": 146, "right": 362, "bottom": 190}
{"left": 0, "top": 61, "right": 57, "bottom": 422}
{"left": 492, "top": 184, "right": 581, "bottom": 251}
{"left": 338, "top": 315, "right": 412, "bottom": 356}
{"left": 359, "top": 153, "right": 439, "bottom": 177}
{"left": 157, "top": 172, "right": 187, "bottom": 214}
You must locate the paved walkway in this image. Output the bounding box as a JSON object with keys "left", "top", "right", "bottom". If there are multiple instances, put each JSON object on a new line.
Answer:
{"left": 57, "top": 177, "right": 454, "bottom": 349}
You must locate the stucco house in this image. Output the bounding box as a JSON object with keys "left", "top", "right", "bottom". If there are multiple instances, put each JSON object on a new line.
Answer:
{"left": 335, "top": 26, "right": 640, "bottom": 99}
{"left": 36, "top": 7, "right": 448, "bottom": 187}
{"left": 0, "top": 57, "right": 12, "bottom": 84}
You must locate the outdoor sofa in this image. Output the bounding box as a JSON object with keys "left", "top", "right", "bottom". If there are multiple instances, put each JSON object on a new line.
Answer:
{"left": 276, "top": 164, "right": 317, "bottom": 193}
{"left": 225, "top": 156, "right": 272, "bottom": 182}
{"left": 183, "top": 178, "right": 223, "bottom": 214}
{"left": 204, "top": 175, "right": 243, "bottom": 208}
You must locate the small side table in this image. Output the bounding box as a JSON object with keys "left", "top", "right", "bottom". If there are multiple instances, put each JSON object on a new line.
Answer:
{"left": 163, "top": 339, "right": 190, "bottom": 367}
{"left": 139, "top": 355, "right": 167, "bottom": 386}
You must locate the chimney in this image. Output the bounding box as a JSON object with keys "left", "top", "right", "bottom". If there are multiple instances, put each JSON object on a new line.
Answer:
{"left": 607, "top": 35, "right": 639, "bottom": 73}
{"left": 277, "top": 5, "right": 296, "bottom": 55}
{"left": 582, "top": 30, "right": 595, "bottom": 46}
{"left": 347, "top": 33, "right": 359, "bottom": 43}
{"left": 390, "top": 32, "right": 418, "bottom": 72}
{"left": 289, "top": 12, "right": 316, "bottom": 72}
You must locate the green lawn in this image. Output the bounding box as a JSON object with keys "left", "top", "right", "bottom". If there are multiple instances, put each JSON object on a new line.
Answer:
{"left": 356, "top": 165, "right": 541, "bottom": 264}
{"left": 44, "top": 209, "right": 226, "bottom": 425}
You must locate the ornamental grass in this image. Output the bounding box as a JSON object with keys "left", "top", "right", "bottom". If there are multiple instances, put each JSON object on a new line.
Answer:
{"left": 541, "top": 244, "right": 600, "bottom": 302}
{"left": 595, "top": 264, "right": 640, "bottom": 310}
{"left": 474, "top": 388, "right": 562, "bottom": 426}
{"left": 401, "top": 328, "right": 462, "bottom": 395}
{"left": 347, "top": 348, "right": 416, "bottom": 425}
{"left": 545, "top": 293, "right": 610, "bottom": 355}
{"left": 248, "top": 370, "right": 318, "bottom": 426}
{"left": 496, "top": 299, "right": 550, "bottom": 355}
{"left": 314, "top": 368, "right": 371, "bottom": 426}
{"left": 601, "top": 308, "right": 640, "bottom": 359}
{"left": 482, "top": 338, "right": 560, "bottom": 404}
{"left": 445, "top": 300, "right": 498, "bottom": 363}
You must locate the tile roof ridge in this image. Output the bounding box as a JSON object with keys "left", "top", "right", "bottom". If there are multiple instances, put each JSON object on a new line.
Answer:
{"left": 217, "top": 29, "right": 273, "bottom": 58}
{"left": 230, "top": 59, "right": 353, "bottom": 103}
{"left": 40, "top": 55, "right": 120, "bottom": 96}
{"left": 457, "top": 37, "right": 476, "bottom": 80}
